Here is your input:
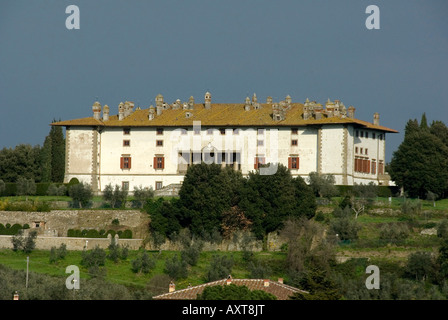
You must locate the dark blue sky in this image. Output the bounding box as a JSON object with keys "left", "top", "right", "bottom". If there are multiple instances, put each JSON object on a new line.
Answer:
{"left": 1, "top": 0, "right": 447, "bottom": 162}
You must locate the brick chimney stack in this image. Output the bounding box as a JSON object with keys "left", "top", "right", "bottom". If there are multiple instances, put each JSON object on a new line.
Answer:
{"left": 92, "top": 101, "right": 101, "bottom": 120}
{"left": 278, "top": 278, "right": 284, "bottom": 284}
{"left": 264, "top": 279, "right": 270, "bottom": 287}
{"left": 169, "top": 281, "right": 176, "bottom": 293}
{"left": 226, "top": 275, "right": 232, "bottom": 285}
{"left": 205, "top": 91, "right": 212, "bottom": 109}
{"left": 373, "top": 112, "right": 380, "bottom": 125}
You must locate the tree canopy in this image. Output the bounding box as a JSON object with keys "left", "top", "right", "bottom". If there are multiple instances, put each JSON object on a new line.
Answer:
{"left": 389, "top": 116, "right": 448, "bottom": 198}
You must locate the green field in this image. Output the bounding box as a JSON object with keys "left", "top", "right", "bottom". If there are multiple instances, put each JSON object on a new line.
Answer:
{"left": 0, "top": 249, "right": 287, "bottom": 290}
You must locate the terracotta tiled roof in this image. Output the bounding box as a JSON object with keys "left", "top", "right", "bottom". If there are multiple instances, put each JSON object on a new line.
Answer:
{"left": 153, "top": 278, "right": 307, "bottom": 300}
{"left": 51, "top": 103, "right": 398, "bottom": 133}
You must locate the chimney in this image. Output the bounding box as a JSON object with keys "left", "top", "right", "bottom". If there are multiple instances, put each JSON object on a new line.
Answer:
{"left": 226, "top": 275, "right": 232, "bottom": 285}
{"left": 263, "top": 279, "right": 270, "bottom": 287}
{"left": 348, "top": 106, "right": 355, "bottom": 119}
{"left": 169, "top": 281, "right": 176, "bottom": 293}
{"left": 102, "top": 105, "right": 109, "bottom": 121}
{"left": 118, "top": 102, "right": 124, "bottom": 121}
{"left": 92, "top": 101, "right": 101, "bottom": 120}
{"left": 252, "top": 93, "right": 257, "bottom": 103}
{"left": 148, "top": 106, "right": 155, "bottom": 120}
{"left": 155, "top": 94, "right": 164, "bottom": 108}
{"left": 205, "top": 91, "right": 211, "bottom": 109}
{"left": 278, "top": 278, "right": 283, "bottom": 284}
{"left": 285, "top": 95, "right": 292, "bottom": 104}
{"left": 373, "top": 112, "right": 380, "bottom": 125}
{"left": 266, "top": 96, "right": 273, "bottom": 104}
{"left": 245, "top": 96, "right": 251, "bottom": 111}
{"left": 189, "top": 96, "right": 195, "bottom": 110}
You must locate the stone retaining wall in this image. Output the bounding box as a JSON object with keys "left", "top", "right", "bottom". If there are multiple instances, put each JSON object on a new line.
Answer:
{"left": 0, "top": 210, "right": 150, "bottom": 239}
{"left": 0, "top": 235, "right": 143, "bottom": 250}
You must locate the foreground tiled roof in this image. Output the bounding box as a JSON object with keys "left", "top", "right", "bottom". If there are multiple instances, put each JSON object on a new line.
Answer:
{"left": 51, "top": 103, "right": 398, "bottom": 133}
{"left": 153, "top": 278, "right": 307, "bottom": 300}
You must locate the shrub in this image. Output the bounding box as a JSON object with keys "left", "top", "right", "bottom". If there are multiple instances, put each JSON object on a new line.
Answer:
{"left": 205, "top": 255, "right": 234, "bottom": 282}
{"left": 103, "top": 184, "right": 128, "bottom": 208}
{"left": 133, "top": 185, "right": 154, "bottom": 208}
{"left": 164, "top": 254, "right": 188, "bottom": 280}
{"left": 16, "top": 177, "right": 36, "bottom": 200}
{"left": 49, "top": 244, "right": 66, "bottom": 264}
{"left": 12, "top": 230, "right": 37, "bottom": 253}
{"left": 437, "top": 220, "right": 448, "bottom": 239}
{"left": 81, "top": 246, "right": 106, "bottom": 268}
{"left": 248, "top": 260, "right": 272, "bottom": 279}
{"left": 131, "top": 250, "right": 156, "bottom": 274}
{"left": 0, "top": 179, "right": 5, "bottom": 195}
{"left": 181, "top": 241, "right": 203, "bottom": 267}
{"left": 314, "top": 211, "right": 325, "bottom": 222}
{"left": 112, "top": 218, "right": 120, "bottom": 226}
{"left": 69, "top": 182, "right": 93, "bottom": 208}
{"left": 120, "top": 229, "right": 133, "bottom": 239}
{"left": 330, "top": 216, "right": 361, "bottom": 241}
{"left": 379, "top": 223, "right": 410, "bottom": 243}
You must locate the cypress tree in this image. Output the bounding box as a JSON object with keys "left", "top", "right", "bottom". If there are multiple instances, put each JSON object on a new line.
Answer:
{"left": 40, "top": 135, "right": 52, "bottom": 183}
{"left": 390, "top": 116, "right": 448, "bottom": 198}
{"left": 49, "top": 120, "right": 65, "bottom": 183}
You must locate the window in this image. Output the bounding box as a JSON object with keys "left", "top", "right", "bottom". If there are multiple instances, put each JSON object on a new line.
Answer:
{"left": 257, "top": 128, "right": 264, "bottom": 135}
{"left": 194, "top": 127, "right": 201, "bottom": 135}
{"left": 291, "top": 139, "right": 298, "bottom": 146}
{"left": 156, "top": 140, "right": 163, "bottom": 147}
{"left": 233, "top": 128, "right": 240, "bottom": 135}
{"left": 154, "top": 156, "right": 165, "bottom": 169}
{"left": 361, "top": 131, "right": 364, "bottom": 138}
{"left": 365, "top": 148, "right": 368, "bottom": 155}
{"left": 356, "top": 130, "right": 359, "bottom": 137}
{"left": 155, "top": 181, "right": 163, "bottom": 190}
{"left": 378, "top": 160, "right": 384, "bottom": 175}
{"left": 254, "top": 156, "right": 265, "bottom": 169}
{"left": 181, "top": 128, "right": 188, "bottom": 135}
{"left": 123, "top": 128, "right": 130, "bottom": 135}
{"left": 371, "top": 160, "right": 377, "bottom": 175}
{"left": 354, "top": 157, "right": 370, "bottom": 174}
{"left": 372, "top": 133, "right": 376, "bottom": 139}
{"left": 360, "top": 148, "right": 363, "bottom": 154}
{"left": 207, "top": 128, "right": 214, "bottom": 135}
{"left": 288, "top": 156, "right": 299, "bottom": 169}
{"left": 355, "top": 147, "right": 358, "bottom": 154}
{"left": 123, "top": 140, "right": 130, "bottom": 147}
{"left": 291, "top": 128, "right": 298, "bottom": 134}
{"left": 379, "top": 134, "right": 383, "bottom": 141}
{"left": 365, "top": 132, "right": 369, "bottom": 139}
{"left": 156, "top": 128, "right": 163, "bottom": 135}
{"left": 257, "top": 140, "right": 264, "bottom": 146}
{"left": 122, "top": 181, "right": 129, "bottom": 191}
{"left": 120, "top": 156, "right": 131, "bottom": 169}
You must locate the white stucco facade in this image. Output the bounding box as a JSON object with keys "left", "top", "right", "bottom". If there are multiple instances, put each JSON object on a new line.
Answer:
{"left": 63, "top": 123, "right": 390, "bottom": 193}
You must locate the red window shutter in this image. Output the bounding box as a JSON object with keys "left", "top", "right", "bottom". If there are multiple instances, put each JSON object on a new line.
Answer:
{"left": 354, "top": 158, "right": 358, "bottom": 172}
{"left": 120, "top": 157, "right": 124, "bottom": 169}
{"left": 161, "top": 157, "right": 165, "bottom": 169}
{"left": 297, "top": 157, "right": 300, "bottom": 169}
{"left": 367, "top": 160, "right": 370, "bottom": 174}
{"left": 128, "top": 157, "right": 132, "bottom": 169}
{"left": 254, "top": 157, "right": 258, "bottom": 169}
{"left": 288, "top": 157, "right": 292, "bottom": 169}
{"left": 153, "top": 157, "right": 157, "bottom": 169}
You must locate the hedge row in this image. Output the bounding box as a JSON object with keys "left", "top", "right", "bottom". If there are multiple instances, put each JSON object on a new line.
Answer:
{"left": 67, "top": 229, "right": 133, "bottom": 239}
{"left": 335, "top": 185, "right": 400, "bottom": 198}
{"left": 0, "top": 223, "right": 30, "bottom": 235}
{"left": 0, "top": 182, "right": 71, "bottom": 197}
